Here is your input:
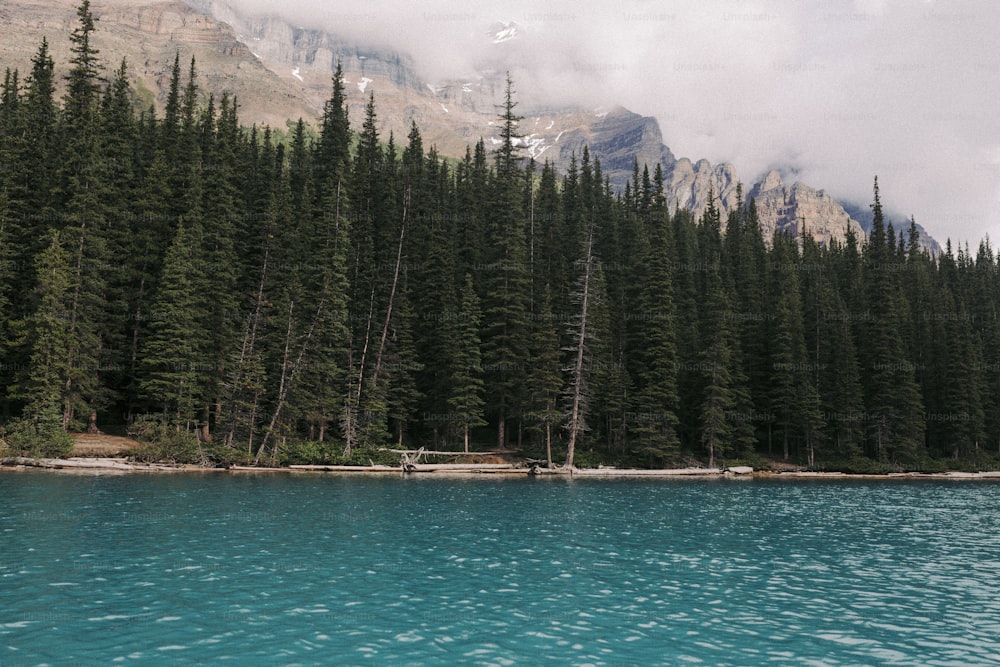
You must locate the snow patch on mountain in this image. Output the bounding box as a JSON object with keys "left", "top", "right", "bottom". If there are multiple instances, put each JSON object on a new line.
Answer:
{"left": 291, "top": 67, "right": 302, "bottom": 82}
{"left": 490, "top": 22, "right": 519, "bottom": 44}
{"left": 514, "top": 133, "right": 551, "bottom": 158}
{"left": 358, "top": 77, "right": 372, "bottom": 93}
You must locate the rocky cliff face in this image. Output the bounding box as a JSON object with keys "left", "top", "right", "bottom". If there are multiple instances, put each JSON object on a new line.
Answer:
{"left": 748, "top": 171, "right": 866, "bottom": 244}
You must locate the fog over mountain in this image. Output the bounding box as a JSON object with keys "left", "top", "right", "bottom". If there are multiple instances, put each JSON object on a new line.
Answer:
{"left": 221, "top": 0, "right": 1000, "bottom": 246}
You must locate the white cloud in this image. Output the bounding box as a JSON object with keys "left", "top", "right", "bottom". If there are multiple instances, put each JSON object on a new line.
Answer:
{"left": 223, "top": 0, "right": 1000, "bottom": 244}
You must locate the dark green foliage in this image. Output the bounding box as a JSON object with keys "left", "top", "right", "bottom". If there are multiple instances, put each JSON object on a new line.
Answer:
{"left": 861, "top": 179, "right": 925, "bottom": 462}
{"left": 384, "top": 284, "right": 423, "bottom": 447}
{"left": 63, "top": 0, "right": 101, "bottom": 126}
{"left": 138, "top": 222, "right": 201, "bottom": 425}
{"left": 628, "top": 215, "right": 680, "bottom": 465}
{"left": 2, "top": 417, "right": 74, "bottom": 458}
{"left": 481, "top": 77, "right": 530, "bottom": 448}
{"left": 447, "top": 274, "right": 487, "bottom": 452}
{"left": 524, "top": 287, "right": 564, "bottom": 465}
{"left": 8, "top": 232, "right": 75, "bottom": 427}
{"left": 130, "top": 418, "right": 203, "bottom": 464}
{"left": 0, "top": 12, "right": 996, "bottom": 469}
{"left": 698, "top": 267, "right": 737, "bottom": 468}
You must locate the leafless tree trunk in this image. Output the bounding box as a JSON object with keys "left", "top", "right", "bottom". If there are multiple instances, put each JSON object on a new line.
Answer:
{"left": 545, "top": 419, "right": 552, "bottom": 469}
{"left": 255, "top": 296, "right": 325, "bottom": 464}
{"left": 565, "top": 226, "right": 595, "bottom": 470}
{"left": 63, "top": 220, "right": 89, "bottom": 429}
{"left": 371, "top": 187, "right": 409, "bottom": 389}
{"left": 228, "top": 236, "right": 270, "bottom": 452}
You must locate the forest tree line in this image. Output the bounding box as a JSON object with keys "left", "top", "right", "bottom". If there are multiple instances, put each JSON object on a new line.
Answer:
{"left": 1, "top": 2, "right": 999, "bottom": 470}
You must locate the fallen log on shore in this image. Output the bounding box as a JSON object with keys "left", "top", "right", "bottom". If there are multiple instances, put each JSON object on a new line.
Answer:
{"left": 573, "top": 466, "right": 724, "bottom": 477}
{"left": 387, "top": 449, "right": 512, "bottom": 457}
{"left": 1, "top": 457, "right": 217, "bottom": 473}
{"left": 286, "top": 464, "right": 400, "bottom": 472}
{"left": 287, "top": 463, "right": 523, "bottom": 473}
{"left": 408, "top": 463, "right": 518, "bottom": 472}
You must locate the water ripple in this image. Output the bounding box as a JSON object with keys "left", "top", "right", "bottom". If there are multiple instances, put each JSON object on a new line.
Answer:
{"left": 2, "top": 474, "right": 1000, "bottom": 664}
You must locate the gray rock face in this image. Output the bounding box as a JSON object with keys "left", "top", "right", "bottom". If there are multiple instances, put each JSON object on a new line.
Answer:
{"left": 663, "top": 158, "right": 740, "bottom": 221}
{"left": 193, "top": 0, "right": 425, "bottom": 91}
{"left": 747, "top": 170, "right": 866, "bottom": 245}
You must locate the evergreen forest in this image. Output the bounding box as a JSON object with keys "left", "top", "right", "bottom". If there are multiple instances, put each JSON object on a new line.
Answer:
{"left": 2, "top": 2, "right": 1000, "bottom": 472}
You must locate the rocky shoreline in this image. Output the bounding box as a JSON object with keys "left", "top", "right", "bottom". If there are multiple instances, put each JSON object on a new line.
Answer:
{"left": 4, "top": 456, "right": 1000, "bottom": 480}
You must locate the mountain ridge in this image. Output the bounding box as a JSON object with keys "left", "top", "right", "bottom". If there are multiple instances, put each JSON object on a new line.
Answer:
{"left": 0, "top": 0, "right": 928, "bottom": 247}
{"left": 182, "top": 0, "right": 874, "bottom": 245}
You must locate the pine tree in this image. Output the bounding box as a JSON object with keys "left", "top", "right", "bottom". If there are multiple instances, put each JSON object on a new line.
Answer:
{"left": 564, "top": 224, "right": 597, "bottom": 469}
{"left": 817, "top": 273, "right": 865, "bottom": 460}
{"left": 122, "top": 151, "right": 173, "bottom": 419}
{"left": 62, "top": 0, "right": 102, "bottom": 127}
{"left": 942, "top": 294, "right": 986, "bottom": 459}
{"left": 669, "top": 207, "right": 702, "bottom": 447}
{"left": 161, "top": 53, "right": 182, "bottom": 152}
{"left": 481, "top": 75, "right": 530, "bottom": 448}
{"left": 698, "top": 267, "right": 737, "bottom": 468}
{"left": 448, "top": 274, "right": 487, "bottom": 452}
{"left": 495, "top": 72, "right": 523, "bottom": 179}
{"left": 629, "top": 213, "right": 680, "bottom": 465}
{"left": 288, "top": 118, "right": 310, "bottom": 214}
{"left": 314, "top": 61, "right": 350, "bottom": 205}
{"left": 8, "top": 232, "right": 75, "bottom": 428}
{"left": 766, "top": 233, "right": 822, "bottom": 463}
{"left": 0, "top": 189, "right": 17, "bottom": 372}
{"left": 223, "top": 214, "right": 272, "bottom": 455}
{"left": 534, "top": 161, "right": 564, "bottom": 299}
{"left": 97, "top": 59, "right": 140, "bottom": 423}
{"left": 0, "top": 68, "right": 18, "bottom": 134}
{"left": 969, "top": 239, "right": 1000, "bottom": 457}
{"left": 454, "top": 145, "right": 486, "bottom": 281}
{"left": 298, "top": 172, "right": 352, "bottom": 445}
{"left": 6, "top": 41, "right": 57, "bottom": 304}
{"left": 138, "top": 222, "right": 200, "bottom": 426}
{"left": 524, "top": 286, "right": 563, "bottom": 466}
{"left": 385, "top": 283, "right": 423, "bottom": 447}
{"left": 587, "top": 257, "right": 630, "bottom": 457}
{"left": 194, "top": 92, "right": 245, "bottom": 439}
{"left": 55, "top": 0, "right": 117, "bottom": 432}
{"left": 795, "top": 231, "right": 829, "bottom": 467}
{"left": 862, "top": 178, "right": 925, "bottom": 462}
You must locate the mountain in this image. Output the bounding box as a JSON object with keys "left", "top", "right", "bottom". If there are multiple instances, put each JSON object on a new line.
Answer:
{"left": 0, "top": 0, "right": 906, "bottom": 247}
{"left": 180, "top": 0, "right": 874, "bottom": 245}
{"left": 748, "top": 171, "right": 865, "bottom": 245}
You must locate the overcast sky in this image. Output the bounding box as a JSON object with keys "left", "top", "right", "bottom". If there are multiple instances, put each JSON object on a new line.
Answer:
{"left": 230, "top": 0, "right": 999, "bottom": 245}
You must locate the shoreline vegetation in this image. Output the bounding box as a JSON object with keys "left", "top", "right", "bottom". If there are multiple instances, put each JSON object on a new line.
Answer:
{"left": 4, "top": 455, "right": 1000, "bottom": 480}
{"left": 2, "top": 435, "right": 1000, "bottom": 479}
{"left": 4, "top": 3, "right": 1000, "bottom": 474}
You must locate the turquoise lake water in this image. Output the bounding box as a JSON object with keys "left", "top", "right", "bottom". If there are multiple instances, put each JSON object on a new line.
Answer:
{"left": 1, "top": 473, "right": 999, "bottom": 666}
